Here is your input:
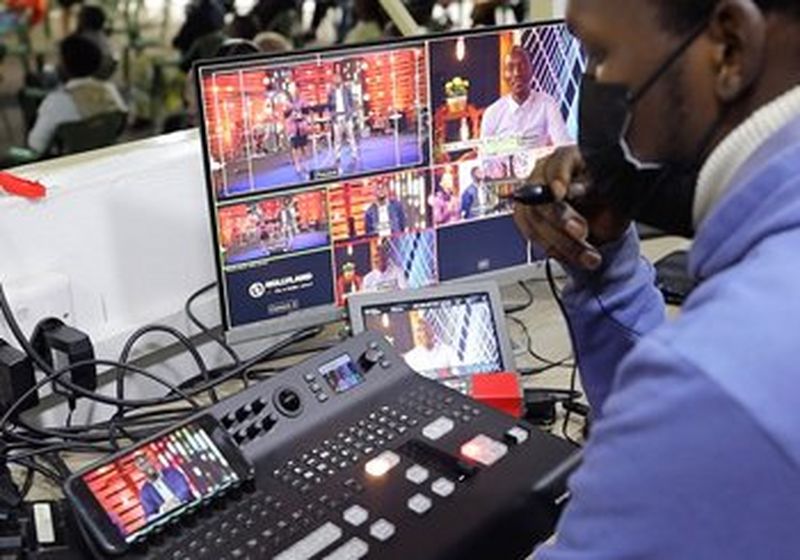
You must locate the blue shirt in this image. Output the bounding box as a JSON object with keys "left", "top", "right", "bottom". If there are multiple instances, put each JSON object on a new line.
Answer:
{"left": 537, "top": 115, "right": 800, "bottom": 559}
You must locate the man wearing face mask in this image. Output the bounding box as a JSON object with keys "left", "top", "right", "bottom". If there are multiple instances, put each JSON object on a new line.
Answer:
{"left": 514, "top": 1, "right": 800, "bottom": 558}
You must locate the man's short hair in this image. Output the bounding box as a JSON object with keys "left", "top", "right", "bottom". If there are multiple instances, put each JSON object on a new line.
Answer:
{"left": 60, "top": 35, "right": 102, "bottom": 79}
{"left": 78, "top": 5, "right": 106, "bottom": 32}
{"left": 654, "top": 0, "right": 800, "bottom": 34}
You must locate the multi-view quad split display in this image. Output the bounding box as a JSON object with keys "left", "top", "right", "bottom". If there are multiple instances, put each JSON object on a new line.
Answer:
{"left": 197, "top": 22, "right": 586, "bottom": 332}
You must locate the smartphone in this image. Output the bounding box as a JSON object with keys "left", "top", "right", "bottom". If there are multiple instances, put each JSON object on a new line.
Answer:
{"left": 64, "top": 414, "right": 254, "bottom": 556}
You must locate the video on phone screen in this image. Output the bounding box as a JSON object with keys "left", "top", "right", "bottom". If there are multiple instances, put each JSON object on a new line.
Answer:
{"left": 81, "top": 421, "right": 240, "bottom": 542}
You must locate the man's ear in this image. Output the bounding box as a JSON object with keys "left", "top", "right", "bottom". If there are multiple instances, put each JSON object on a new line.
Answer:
{"left": 707, "top": 0, "right": 767, "bottom": 102}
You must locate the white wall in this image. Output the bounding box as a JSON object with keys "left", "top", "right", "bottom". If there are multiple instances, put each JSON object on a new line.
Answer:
{"left": 0, "top": 129, "right": 222, "bottom": 365}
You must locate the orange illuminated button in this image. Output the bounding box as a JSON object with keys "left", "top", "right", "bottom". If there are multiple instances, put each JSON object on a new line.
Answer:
{"left": 460, "top": 434, "right": 508, "bottom": 467}
{"left": 364, "top": 450, "right": 401, "bottom": 478}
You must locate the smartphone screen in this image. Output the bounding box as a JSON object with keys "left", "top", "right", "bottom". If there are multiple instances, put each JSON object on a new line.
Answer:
{"left": 66, "top": 415, "right": 252, "bottom": 554}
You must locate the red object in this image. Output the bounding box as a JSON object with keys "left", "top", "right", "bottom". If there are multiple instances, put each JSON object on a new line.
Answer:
{"left": 0, "top": 172, "right": 47, "bottom": 199}
{"left": 469, "top": 372, "right": 523, "bottom": 418}
{"left": 7, "top": 0, "right": 47, "bottom": 25}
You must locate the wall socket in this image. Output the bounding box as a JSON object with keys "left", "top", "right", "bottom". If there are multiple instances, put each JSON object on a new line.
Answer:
{"left": 0, "top": 273, "right": 73, "bottom": 340}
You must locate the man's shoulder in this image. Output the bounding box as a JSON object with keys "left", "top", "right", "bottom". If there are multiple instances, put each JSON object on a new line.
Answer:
{"left": 483, "top": 96, "right": 507, "bottom": 117}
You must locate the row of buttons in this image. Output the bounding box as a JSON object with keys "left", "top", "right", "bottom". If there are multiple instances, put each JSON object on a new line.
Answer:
{"left": 220, "top": 398, "right": 268, "bottom": 429}
{"left": 398, "top": 387, "right": 483, "bottom": 423}
{"left": 274, "top": 405, "right": 420, "bottom": 493}
{"left": 302, "top": 371, "right": 330, "bottom": 403}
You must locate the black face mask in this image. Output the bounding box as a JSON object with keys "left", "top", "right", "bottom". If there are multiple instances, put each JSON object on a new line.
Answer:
{"left": 578, "top": 23, "right": 710, "bottom": 237}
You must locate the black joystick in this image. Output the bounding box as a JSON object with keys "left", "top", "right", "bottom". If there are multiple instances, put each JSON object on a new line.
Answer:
{"left": 359, "top": 348, "right": 384, "bottom": 370}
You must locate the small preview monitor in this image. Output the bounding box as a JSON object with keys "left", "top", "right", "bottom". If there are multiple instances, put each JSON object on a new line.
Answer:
{"left": 347, "top": 282, "right": 514, "bottom": 383}
{"left": 68, "top": 416, "right": 250, "bottom": 550}
{"left": 195, "top": 22, "right": 586, "bottom": 343}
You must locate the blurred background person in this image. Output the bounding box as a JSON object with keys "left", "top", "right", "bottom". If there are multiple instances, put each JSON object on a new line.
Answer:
{"left": 27, "top": 35, "right": 126, "bottom": 154}
{"left": 74, "top": 4, "right": 117, "bottom": 80}
{"left": 344, "top": 0, "right": 389, "bottom": 44}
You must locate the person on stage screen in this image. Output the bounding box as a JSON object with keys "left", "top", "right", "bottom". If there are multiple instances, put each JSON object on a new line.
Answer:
{"left": 364, "top": 180, "right": 407, "bottom": 237}
{"left": 328, "top": 69, "right": 361, "bottom": 170}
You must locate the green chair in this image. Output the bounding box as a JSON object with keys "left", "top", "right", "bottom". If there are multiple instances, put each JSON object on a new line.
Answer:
{"left": 3, "top": 110, "right": 128, "bottom": 167}
{"left": 51, "top": 110, "right": 127, "bottom": 154}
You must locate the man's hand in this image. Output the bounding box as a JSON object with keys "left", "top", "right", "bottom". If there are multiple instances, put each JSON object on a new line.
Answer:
{"left": 512, "top": 146, "right": 631, "bottom": 270}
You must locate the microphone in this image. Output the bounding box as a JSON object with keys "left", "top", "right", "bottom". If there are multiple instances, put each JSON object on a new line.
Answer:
{"left": 488, "top": 179, "right": 557, "bottom": 207}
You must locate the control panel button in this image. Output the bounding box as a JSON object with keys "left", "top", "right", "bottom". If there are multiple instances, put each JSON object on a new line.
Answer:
{"left": 461, "top": 434, "right": 508, "bottom": 467}
{"left": 342, "top": 505, "right": 369, "bottom": 527}
{"left": 251, "top": 398, "right": 266, "bottom": 414}
{"left": 369, "top": 519, "right": 395, "bottom": 542}
{"left": 407, "top": 494, "right": 432, "bottom": 515}
{"left": 422, "top": 416, "right": 454, "bottom": 441}
{"left": 317, "top": 393, "right": 329, "bottom": 403}
{"left": 364, "top": 451, "right": 400, "bottom": 478}
{"left": 505, "top": 426, "right": 529, "bottom": 446}
{"left": 304, "top": 373, "right": 316, "bottom": 382}
{"left": 322, "top": 537, "right": 369, "bottom": 560}
{"left": 274, "top": 522, "right": 342, "bottom": 560}
{"left": 275, "top": 388, "right": 303, "bottom": 417}
{"left": 405, "top": 465, "right": 429, "bottom": 485}
{"left": 431, "top": 477, "right": 455, "bottom": 498}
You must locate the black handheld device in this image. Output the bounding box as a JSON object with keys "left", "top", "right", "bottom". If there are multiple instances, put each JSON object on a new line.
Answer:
{"left": 496, "top": 181, "right": 557, "bottom": 207}
{"left": 64, "top": 414, "right": 253, "bottom": 556}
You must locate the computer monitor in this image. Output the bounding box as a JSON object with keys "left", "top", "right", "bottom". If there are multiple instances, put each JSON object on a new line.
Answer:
{"left": 347, "top": 282, "right": 514, "bottom": 391}
{"left": 195, "top": 21, "right": 586, "bottom": 343}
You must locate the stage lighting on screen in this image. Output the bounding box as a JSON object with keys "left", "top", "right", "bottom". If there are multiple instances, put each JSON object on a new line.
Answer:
{"left": 196, "top": 22, "right": 586, "bottom": 342}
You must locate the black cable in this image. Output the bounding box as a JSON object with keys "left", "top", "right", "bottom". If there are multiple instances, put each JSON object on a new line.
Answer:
{"left": 19, "top": 464, "right": 35, "bottom": 501}
{"left": 8, "top": 457, "right": 63, "bottom": 485}
{"left": 507, "top": 314, "right": 574, "bottom": 372}
{"left": 172, "top": 326, "right": 323, "bottom": 399}
{"left": 185, "top": 282, "right": 248, "bottom": 391}
{"left": 545, "top": 259, "right": 583, "bottom": 447}
{"left": 504, "top": 280, "right": 535, "bottom": 314}
{"left": 119, "top": 324, "right": 218, "bottom": 405}
{"left": 185, "top": 282, "right": 242, "bottom": 368}
{"left": 8, "top": 442, "right": 116, "bottom": 463}
{"left": 0, "top": 358, "right": 202, "bottom": 440}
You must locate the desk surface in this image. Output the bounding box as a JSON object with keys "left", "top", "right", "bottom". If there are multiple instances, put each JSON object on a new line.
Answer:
{"left": 13, "top": 237, "right": 690, "bottom": 505}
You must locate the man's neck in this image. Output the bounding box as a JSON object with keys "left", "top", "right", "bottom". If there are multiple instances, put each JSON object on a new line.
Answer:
{"left": 511, "top": 90, "right": 530, "bottom": 106}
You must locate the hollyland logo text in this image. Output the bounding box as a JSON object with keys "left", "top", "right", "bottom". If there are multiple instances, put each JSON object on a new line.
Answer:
{"left": 248, "top": 272, "right": 314, "bottom": 299}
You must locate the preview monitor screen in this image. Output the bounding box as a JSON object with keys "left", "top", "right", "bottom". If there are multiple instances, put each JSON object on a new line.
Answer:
{"left": 358, "top": 290, "right": 506, "bottom": 381}
{"left": 196, "top": 22, "right": 586, "bottom": 338}
{"left": 80, "top": 420, "right": 241, "bottom": 542}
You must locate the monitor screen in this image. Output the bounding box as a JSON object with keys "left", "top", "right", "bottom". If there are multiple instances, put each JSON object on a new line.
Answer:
{"left": 81, "top": 420, "right": 241, "bottom": 542}
{"left": 360, "top": 291, "right": 504, "bottom": 381}
{"left": 197, "top": 22, "right": 585, "bottom": 338}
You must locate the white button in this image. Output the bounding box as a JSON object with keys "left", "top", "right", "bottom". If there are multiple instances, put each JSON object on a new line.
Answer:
{"left": 274, "top": 522, "right": 343, "bottom": 560}
{"left": 342, "top": 505, "right": 369, "bottom": 527}
{"left": 405, "top": 464, "right": 429, "bottom": 485}
{"left": 506, "top": 426, "right": 529, "bottom": 445}
{"left": 364, "top": 450, "right": 400, "bottom": 477}
{"left": 407, "top": 493, "right": 432, "bottom": 515}
{"left": 422, "top": 416, "right": 454, "bottom": 441}
{"left": 461, "top": 434, "right": 508, "bottom": 467}
{"left": 369, "top": 519, "right": 396, "bottom": 542}
{"left": 322, "top": 537, "right": 369, "bottom": 560}
{"left": 431, "top": 477, "right": 455, "bottom": 498}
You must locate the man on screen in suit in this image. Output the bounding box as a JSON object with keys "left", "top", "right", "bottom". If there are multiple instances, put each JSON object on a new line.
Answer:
{"left": 134, "top": 453, "right": 194, "bottom": 520}
{"left": 327, "top": 71, "right": 361, "bottom": 167}
{"left": 364, "top": 180, "right": 407, "bottom": 237}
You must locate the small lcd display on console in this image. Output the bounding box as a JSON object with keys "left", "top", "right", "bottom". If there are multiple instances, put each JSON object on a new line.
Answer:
{"left": 319, "top": 354, "right": 364, "bottom": 394}
{"left": 80, "top": 419, "right": 241, "bottom": 543}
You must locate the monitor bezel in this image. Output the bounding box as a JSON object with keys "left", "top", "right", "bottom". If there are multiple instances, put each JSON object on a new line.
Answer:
{"left": 193, "top": 19, "right": 568, "bottom": 345}
{"left": 346, "top": 280, "right": 516, "bottom": 376}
